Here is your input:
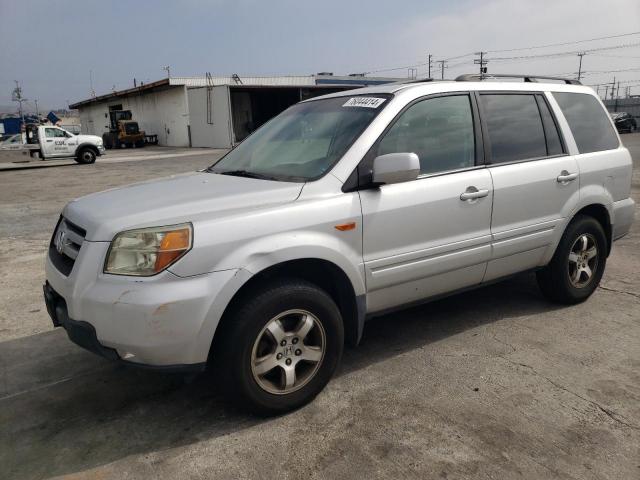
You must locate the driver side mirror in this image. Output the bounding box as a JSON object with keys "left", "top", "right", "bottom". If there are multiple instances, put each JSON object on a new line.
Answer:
{"left": 372, "top": 152, "right": 420, "bottom": 185}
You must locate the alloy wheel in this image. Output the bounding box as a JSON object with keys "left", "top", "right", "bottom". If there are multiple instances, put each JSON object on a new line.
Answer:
{"left": 568, "top": 233, "right": 598, "bottom": 288}
{"left": 250, "top": 309, "right": 326, "bottom": 395}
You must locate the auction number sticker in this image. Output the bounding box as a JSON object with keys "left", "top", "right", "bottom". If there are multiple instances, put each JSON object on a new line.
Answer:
{"left": 343, "top": 97, "right": 386, "bottom": 108}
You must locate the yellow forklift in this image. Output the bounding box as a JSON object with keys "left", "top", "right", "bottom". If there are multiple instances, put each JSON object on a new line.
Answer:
{"left": 102, "top": 110, "right": 145, "bottom": 148}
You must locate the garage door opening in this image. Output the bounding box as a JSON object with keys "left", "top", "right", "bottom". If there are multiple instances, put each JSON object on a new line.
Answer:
{"left": 229, "top": 86, "right": 353, "bottom": 143}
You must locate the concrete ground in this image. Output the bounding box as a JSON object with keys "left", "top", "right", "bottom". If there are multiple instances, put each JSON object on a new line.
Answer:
{"left": 0, "top": 145, "right": 221, "bottom": 171}
{"left": 1, "top": 137, "right": 639, "bottom": 480}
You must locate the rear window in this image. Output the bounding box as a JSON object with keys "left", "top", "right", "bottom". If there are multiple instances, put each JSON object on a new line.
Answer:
{"left": 553, "top": 92, "right": 618, "bottom": 153}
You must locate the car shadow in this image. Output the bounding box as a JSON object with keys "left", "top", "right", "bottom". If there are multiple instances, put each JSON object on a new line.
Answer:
{"left": 1, "top": 273, "right": 566, "bottom": 480}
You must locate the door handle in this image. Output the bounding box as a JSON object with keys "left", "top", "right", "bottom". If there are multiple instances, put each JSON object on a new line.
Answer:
{"left": 46, "top": 140, "right": 53, "bottom": 143}
{"left": 460, "top": 187, "right": 490, "bottom": 201}
{"left": 557, "top": 171, "right": 578, "bottom": 183}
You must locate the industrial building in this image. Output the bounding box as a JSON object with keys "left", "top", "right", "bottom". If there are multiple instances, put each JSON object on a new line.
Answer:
{"left": 69, "top": 74, "right": 400, "bottom": 148}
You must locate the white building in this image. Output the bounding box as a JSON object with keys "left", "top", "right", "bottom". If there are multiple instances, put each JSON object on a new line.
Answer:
{"left": 70, "top": 74, "right": 401, "bottom": 148}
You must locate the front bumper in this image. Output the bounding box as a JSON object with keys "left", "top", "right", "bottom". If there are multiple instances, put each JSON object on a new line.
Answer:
{"left": 98, "top": 145, "right": 106, "bottom": 155}
{"left": 43, "top": 282, "right": 204, "bottom": 372}
{"left": 45, "top": 240, "right": 244, "bottom": 368}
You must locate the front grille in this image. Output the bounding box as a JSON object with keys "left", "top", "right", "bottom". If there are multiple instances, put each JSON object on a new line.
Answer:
{"left": 49, "top": 217, "right": 86, "bottom": 276}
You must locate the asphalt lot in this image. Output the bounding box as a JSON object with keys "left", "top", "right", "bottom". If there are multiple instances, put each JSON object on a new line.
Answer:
{"left": 1, "top": 136, "right": 639, "bottom": 479}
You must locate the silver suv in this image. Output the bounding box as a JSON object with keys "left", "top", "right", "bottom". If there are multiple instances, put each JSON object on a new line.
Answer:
{"left": 44, "top": 75, "right": 635, "bottom": 413}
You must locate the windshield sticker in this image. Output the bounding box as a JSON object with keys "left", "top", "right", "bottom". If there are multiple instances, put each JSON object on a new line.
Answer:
{"left": 343, "top": 97, "right": 386, "bottom": 108}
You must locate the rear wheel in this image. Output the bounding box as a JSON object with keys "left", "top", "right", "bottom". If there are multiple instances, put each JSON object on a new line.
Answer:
{"left": 75, "top": 147, "right": 97, "bottom": 164}
{"left": 536, "top": 215, "right": 607, "bottom": 304}
{"left": 215, "top": 279, "right": 343, "bottom": 415}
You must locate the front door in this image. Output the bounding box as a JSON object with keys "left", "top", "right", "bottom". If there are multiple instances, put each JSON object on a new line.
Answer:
{"left": 477, "top": 92, "right": 580, "bottom": 281}
{"left": 359, "top": 93, "right": 493, "bottom": 313}
{"left": 42, "top": 127, "right": 73, "bottom": 157}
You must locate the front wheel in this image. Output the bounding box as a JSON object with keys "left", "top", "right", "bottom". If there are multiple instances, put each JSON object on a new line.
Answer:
{"left": 75, "top": 147, "right": 97, "bottom": 164}
{"left": 536, "top": 215, "right": 607, "bottom": 304}
{"left": 215, "top": 279, "right": 343, "bottom": 415}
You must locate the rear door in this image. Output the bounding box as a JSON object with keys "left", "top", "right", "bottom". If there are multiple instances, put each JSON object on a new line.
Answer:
{"left": 359, "top": 93, "right": 493, "bottom": 313}
{"left": 477, "top": 92, "right": 579, "bottom": 281}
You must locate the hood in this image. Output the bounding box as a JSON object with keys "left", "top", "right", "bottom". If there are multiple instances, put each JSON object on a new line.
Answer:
{"left": 64, "top": 171, "right": 304, "bottom": 241}
{"left": 76, "top": 134, "right": 102, "bottom": 144}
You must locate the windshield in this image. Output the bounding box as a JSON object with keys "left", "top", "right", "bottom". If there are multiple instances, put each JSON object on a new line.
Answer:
{"left": 124, "top": 122, "right": 139, "bottom": 134}
{"left": 208, "top": 94, "right": 391, "bottom": 181}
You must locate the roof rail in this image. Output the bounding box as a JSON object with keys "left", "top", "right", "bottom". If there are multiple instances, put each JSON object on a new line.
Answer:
{"left": 455, "top": 73, "right": 581, "bottom": 85}
{"left": 392, "top": 77, "right": 436, "bottom": 85}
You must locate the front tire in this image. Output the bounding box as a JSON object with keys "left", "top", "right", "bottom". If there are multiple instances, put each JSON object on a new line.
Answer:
{"left": 536, "top": 215, "right": 607, "bottom": 304}
{"left": 75, "top": 147, "right": 97, "bottom": 164}
{"left": 216, "top": 279, "right": 343, "bottom": 415}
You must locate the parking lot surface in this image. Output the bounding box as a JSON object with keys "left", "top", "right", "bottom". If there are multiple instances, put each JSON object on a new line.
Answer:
{"left": 1, "top": 137, "right": 639, "bottom": 480}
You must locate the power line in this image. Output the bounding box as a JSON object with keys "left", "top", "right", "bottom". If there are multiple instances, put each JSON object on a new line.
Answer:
{"left": 586, "top": 78, "right": 640, "bottom": 86}
{"left": 487, "top": 31, "right": 640, "bottom": 53}
{"left": 582, "top": 67, "right": 640, "bottom": 76}
{"left": 357, "top": 33, "right": 640, "bottom": 77}
{"left": 443, "top": 52, "right": 475, "bottom": 61}
{"left": 591, "top": 53, "right": 640, "bottom": 59}
{"left": 489, "top": 41, "right": 640, "bottom": 61}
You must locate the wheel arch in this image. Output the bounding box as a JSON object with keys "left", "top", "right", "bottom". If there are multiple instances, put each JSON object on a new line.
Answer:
{"left": 573, "top": 203, "right": 612, "bottom": 255}
{"left": 77, "top": 143, "right": 99, "bottom": 156}
{"left": 209, "top": 258, "right": 365, "bottom": 364}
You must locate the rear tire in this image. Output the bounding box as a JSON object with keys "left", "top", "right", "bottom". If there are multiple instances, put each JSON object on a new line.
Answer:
{"left": 215, "top": 279, "right": 343, "bottom": 415}
{"left": 75, "top": 147, "right": 97, "bottom": 164}
{"left": 536, "top": 215, "right": 607, "bottom": 304}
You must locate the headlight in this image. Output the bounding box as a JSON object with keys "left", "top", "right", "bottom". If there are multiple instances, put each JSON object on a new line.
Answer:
{"left": 104, "top": 223, "right": 192, "bottom": 276}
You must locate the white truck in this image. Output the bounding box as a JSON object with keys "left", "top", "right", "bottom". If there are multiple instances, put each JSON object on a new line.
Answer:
{"left": 21, "top": 124, "right": 105, "bottom": 164}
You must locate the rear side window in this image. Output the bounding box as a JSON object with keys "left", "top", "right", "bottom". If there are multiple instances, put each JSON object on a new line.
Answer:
{"left": 553, "top": 92, "right": 619, "bottom": 153}
{"left": 480, "top": 94, "right": 547, "bottom": 163}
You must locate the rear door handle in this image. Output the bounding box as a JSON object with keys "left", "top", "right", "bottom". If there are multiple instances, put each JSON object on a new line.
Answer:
{"left": 557, "top": 171, "right": 578, "bottom": 183}
{"left": 460, "top": 187, "right": 490, "bottom": 201}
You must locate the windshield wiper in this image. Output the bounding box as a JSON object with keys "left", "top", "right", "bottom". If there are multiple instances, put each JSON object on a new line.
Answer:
{"left": 215, "top": 169, "right": 278, "bottom": 180}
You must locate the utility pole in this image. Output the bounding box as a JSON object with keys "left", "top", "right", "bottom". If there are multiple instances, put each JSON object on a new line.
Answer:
{"left": 34, "top": 99, "right": 39, "bottom": 118}
{"left": 11, "top": 80, "right": 27, "bottom": 127}
{"left": 474, "top": 51, "right": 488, "bottom": 78}
{"left": 427, "top": 54, "right": 433, "bottom": 79}
{"left": 576, "top": 52, "right": 585, "bottom": 81}
{"left": 604, "top": 85, "right": 609, "bottom": 100}
{"left": 89, "top": 69, "right": 96, "bottom": 98}
{"left": 611, "top": 77, "right": 616, "bottom": 101}
{"left": 437, "top": 60, "right": 446, "bottom": 80}
{"left": 162, "top": 65, "right": 171, "bottom": 78}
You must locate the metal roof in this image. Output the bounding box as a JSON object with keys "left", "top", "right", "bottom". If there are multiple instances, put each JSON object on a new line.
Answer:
{"left": 170, "top": 76, "right": 316, "bottom": 87}
{"left": 69, "top": 74, "right": 404, "bottom": 108}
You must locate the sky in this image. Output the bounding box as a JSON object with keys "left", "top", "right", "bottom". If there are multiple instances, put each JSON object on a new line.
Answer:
{"left": 1, "top": 0, "right": 639, "bottom": 112}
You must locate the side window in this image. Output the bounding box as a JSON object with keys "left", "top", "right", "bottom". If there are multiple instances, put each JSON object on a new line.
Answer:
{"left": 480, "top": 94, "right": 547, "bottom": 163}
{"left": 536, "top": 95, "right": 564, "bottom": 156}
{"left": 378, "top": 94, "right": 475, "bottom": 175}
{"left": 553, "top": 92, "right": 619, "bottom": 153}
{"left": 54, "top": 129, "right": 67, "bottom": 138}
{"left": 45, "top": 128, "right": 57, "bottom": 138}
